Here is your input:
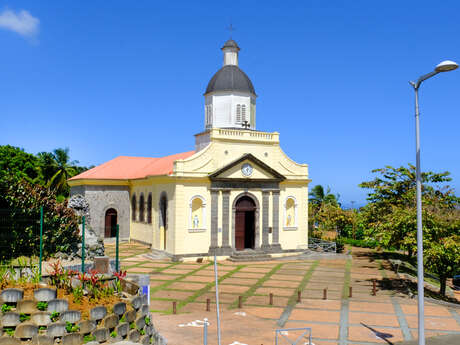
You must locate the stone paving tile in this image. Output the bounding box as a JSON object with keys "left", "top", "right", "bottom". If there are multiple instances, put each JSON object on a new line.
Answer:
{"left": 410, "top": 330, "right": 452, "bottom": 339}
{"left": 209, "top": 284, "right": 250, "bottom": 294}
{"left": 128, "top": 267, "right": 157, "bottom": 273}
{"left": 238, "top": 267, "right": 274, "bottom": 273}
{"left": 231, "top": 272, "right": 265, "bottom": 279}
{"left": 305, "top": 283, "right": 343, "bottom": 291}
{"left": 289, "top": 308, "right": 341, "bottom": 323}
{"left": 244, "top": 306, "right": 284, "bottom": 319}
{"left": 150, "top": 280, "right": 169, "bottom": 288}
{"left": 151, "top": 290, "right": 194, "bottom": 300}
{"left": 349, "top": 301, "right": 395, "bottom": 314}
{"left": 296, "top": 298, "right": 342, "bottom": 310}
{"left": 181, "top": 275, "right": 217, "bottom": 283}
{"left": 245, "top": 295, "right": 289, "bottom": 307}
{"left": 263, "top": 279, "right": 300, "bottom": 288}
{"left": 149, "top": 299, "right": 173, "bottom": 311}
{"left": 219, "top": 277, "right": 258, "bottom": 286}
{"left": 284, "top": 321, "right": 339, "bottom": 340}
{"left": 303, "top": 290, "right": 342, "bottom": 300}
{"left": 194, "top": 292, "right": 236, "bottom": 304}
{"left": 400, "top": 304, "right": 452, "bottom": 317}
{"left": 405, "top": 315, "right": 460, "bottom": 331}
{"left": 194, "top": 270, "right": 234, "bottom": 277}
{"left": 139, "top": 262, "right": 173, "bottom": 268}
{"left": 348, "top": 325, "right": 404, "bottom": 343}
{"left": 270, "top": 274, "right": 304, "bottom": 281}
{"left": 166, "top": 282, "right": 208, "bottom": 291}
{"left": 349, "top": 311, "right": 400, "bottom": 327}
{"left": 255, "top": 287, "right": 296, "bottom": 297}
{"left": 161, "top": 268, "right": 198, "bottom": 275}
{"left": 148, "top": 273, "right": 181, "bottom": 280}
{"left": 201, "top": 265, "right": 238, "bottom": 272}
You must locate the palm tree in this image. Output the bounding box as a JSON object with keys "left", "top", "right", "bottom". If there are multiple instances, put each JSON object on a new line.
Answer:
{"left": 309, "top": 185, "right": 339, "bottom": 206}
{"left": 46, "top": 148, "right": 79, "bottom": 196}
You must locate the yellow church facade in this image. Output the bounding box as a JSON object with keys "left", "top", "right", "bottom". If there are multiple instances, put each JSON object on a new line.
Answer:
{"left": 69, "top": 39, "right": 311, "bottom": 260}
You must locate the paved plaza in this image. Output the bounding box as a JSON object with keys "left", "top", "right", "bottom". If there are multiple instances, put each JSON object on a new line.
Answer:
{"left": 105, "top": 242, "right": 460, "bottom": 345}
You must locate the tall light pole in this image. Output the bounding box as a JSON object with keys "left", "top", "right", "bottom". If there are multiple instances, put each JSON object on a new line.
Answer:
{"left": 409, "top": 60, "right": 458, "bottom": 345}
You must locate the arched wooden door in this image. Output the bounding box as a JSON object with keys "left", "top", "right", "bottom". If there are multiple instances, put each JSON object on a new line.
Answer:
{"left": 235, "top": 196, "right": 256, "bottom": 250}
{"left": 104, "top": 208, "right": 117, "bottom": 238}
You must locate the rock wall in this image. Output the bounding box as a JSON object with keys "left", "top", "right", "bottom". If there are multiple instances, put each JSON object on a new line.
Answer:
{"left": 70, "top": 185, "right": 130, "bottom": 240}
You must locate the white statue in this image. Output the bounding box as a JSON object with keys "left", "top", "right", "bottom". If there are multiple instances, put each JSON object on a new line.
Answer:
{"left": 193, "top": 215, "right": 200, "bottom": 228}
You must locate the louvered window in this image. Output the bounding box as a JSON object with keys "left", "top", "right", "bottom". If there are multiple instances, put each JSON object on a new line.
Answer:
{"left": 236, "top": 104, "right": 241, "bottom": 123}
{"left": 241, "top": 104, "right": 247, "bottom": 122}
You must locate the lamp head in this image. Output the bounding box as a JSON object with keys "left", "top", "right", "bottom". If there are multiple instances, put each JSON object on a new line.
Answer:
{"left": 435, "top": 60, "right": 458, "bottom": 72}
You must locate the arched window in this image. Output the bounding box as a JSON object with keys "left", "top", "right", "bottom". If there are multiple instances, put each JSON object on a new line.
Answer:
{"left": 131, "top": 194, "right": 137, "bottom": 221}
{"left": 284, "top": 196, "right": 297, "bottom": 229}
{"left": 147, "top": 193, "right": 152, "bottom": 224}
{"left": 189, "top": 196, "right": 206, "bottom": 231}
{"left": 139, "top": 194, "right": 145, "bottom": 222}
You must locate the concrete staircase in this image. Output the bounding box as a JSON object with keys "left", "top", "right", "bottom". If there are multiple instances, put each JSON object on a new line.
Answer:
{"left": 228, "top": 249, "right": 272, "bottom": 262}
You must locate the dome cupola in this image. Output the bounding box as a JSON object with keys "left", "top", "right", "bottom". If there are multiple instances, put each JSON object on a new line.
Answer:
{"left": 204, "top": 39, "right": 257, "bottom": 130}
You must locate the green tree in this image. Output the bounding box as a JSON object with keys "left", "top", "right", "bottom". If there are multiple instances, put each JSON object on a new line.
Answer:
{"left": 309, "top": 185, "right": 339, "bottom": 207}
{"left": 43, "top": 148, "right": 80, "bottom": 197}
{"left": 0, "top": 145, "right": 42, "bottom": 183}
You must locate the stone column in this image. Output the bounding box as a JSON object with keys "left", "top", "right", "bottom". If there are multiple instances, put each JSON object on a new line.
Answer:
{"left": 209, "top": 189, "right": 219, "bottom": 254}
{"left": 261, "top": 191, "right": 270, "bottom": 250}
{"left": 221, "top": 190, "right": 232, "bottom": 254}
{"left": 271, "top": 190, "right": 281, "bottom": 251}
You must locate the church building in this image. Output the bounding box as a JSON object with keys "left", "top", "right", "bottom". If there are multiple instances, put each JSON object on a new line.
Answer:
{"left": 69, "top": 39, "right": 311, "bottom": 260}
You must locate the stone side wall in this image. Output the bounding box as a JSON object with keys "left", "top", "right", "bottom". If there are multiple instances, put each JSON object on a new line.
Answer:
{"left": 70, "top": 185, "right": 130, "bottom": 240}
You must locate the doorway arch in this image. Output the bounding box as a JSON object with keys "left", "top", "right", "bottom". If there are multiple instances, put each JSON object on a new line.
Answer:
{"left": 104, "top": 208, "right": 117, "bottom": 238}
{"left": 234, "top": 195, "right": 257, "bottom": 250}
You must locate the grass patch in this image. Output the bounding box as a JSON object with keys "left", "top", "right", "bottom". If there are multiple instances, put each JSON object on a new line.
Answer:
{"left": 341, "top": 258, "right": 352, "bottom": 299}
{"left": 170, "top": 264, "right": 246, "bottom": 314}
{"left": 285, "top": 260, "right": 319, "bottom": 307}
{"left": 150, "top": 262, "right": 213, "bottom": 294}
{"left": 229, "top": 263, "right": 284, "bottom": 309}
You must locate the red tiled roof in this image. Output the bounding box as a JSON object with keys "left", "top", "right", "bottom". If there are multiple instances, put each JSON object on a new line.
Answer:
{"left": 69, "top": 151, "right": 195, "bottom": 181}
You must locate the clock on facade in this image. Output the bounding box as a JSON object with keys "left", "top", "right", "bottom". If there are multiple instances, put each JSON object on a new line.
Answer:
{"left": 241, "top": 163, "right": 253, "bottom": 177}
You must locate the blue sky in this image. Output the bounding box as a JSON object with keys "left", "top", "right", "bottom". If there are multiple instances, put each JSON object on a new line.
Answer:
{"left": 1, "top": 1, "right": 459, "bottom": 207}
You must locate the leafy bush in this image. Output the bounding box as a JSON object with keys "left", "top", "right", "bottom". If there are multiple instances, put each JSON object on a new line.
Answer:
{"left": 336, "top": 237, "right": 379, "bottom": 249}
{"left": 0, "top": 174, "right": 80, "bottom": 260}
{"left": 36, "top": 301, "right": 48, "bottom": 311}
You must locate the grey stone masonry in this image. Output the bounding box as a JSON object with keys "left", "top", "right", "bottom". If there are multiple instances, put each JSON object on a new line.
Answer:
{"left": 128, "top": 329, "right": 140, "bottom": 342}
{"left": 62, "top": 333, "right": 82, "bottom": 345}
{"left": 30, "top": 311, "right": 51, "bottom": 326}
{"left": 47, "top": 322, "right": 66, "bottom": 337}
{"left": 113, "top": 302, "right": 127, "bottom": 316}
{"left": 124, "top": 310, "right": 136, "bottom": 323}
{"left": 77, "top": 320, "right": 96, "bottom": 334}
{"left": 47, "top": 299, "right": 68, "bottom": 313}
{"left": 14, "top": 323, "right": 38, "bottom": 339}
{"left": 102, "top": 314, "right": 119, "bottom": 329}
{"left": 33, "top": 288, "right": 57, "bottom": 302}
{"left": 130, "top": 296, "right": 142, "bottom": 310}
{"left": 31, "top": 335, "right": 54, "bottom": 345}
{"left": 261, "top": 191, "right": 270, "bottom": 249}
{"left": 1, "top": 288, "right": 24, "bottom": 303}
{"left": 90, "top": 306, "right": 107, "bottom": 321}
{"left": 116, "top": 322, "right": 129, "bottom": 337}
{"left": 0, "top": 337, "right": 21, "bottom": 345}
{"left": 70, "top": 185, "right": 130, "bottom": 239}
{"left": 221, "top": 190, "right": 231, "bottom": 252}
{"left": 271, "top": 190, "right": 281, "bottom": 250}
{"left": 92, "top": 328, "right": 109, "bottom": 343}
{"left": 17, "top": 300, "right": 37, "bottom": 314}
{"left": 60, "top": 310, "right": 81, "bottom": 323}
{"left": 209, "top": 190, "right": 219, "bottom": 252}
{"left": 2, "top": 312, "right": 20, "bottom": 327}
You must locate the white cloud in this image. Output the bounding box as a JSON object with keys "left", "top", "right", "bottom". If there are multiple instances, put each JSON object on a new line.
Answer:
{"left": 0, "top": 9, "right": 39, "bottom": 38}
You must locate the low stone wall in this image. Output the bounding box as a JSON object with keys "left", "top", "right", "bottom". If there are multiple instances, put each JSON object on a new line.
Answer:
{"left": 0, "top": 288, "right": 166, "bottom": 345}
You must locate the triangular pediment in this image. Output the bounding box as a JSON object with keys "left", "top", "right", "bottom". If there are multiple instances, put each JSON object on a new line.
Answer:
{"left": 209, "top": 154, "right": 285, "bottom": 181}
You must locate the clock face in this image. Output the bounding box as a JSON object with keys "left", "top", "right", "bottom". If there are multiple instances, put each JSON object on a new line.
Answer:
{"left": 241, "top": 163, "right": 253, "bottom": 177}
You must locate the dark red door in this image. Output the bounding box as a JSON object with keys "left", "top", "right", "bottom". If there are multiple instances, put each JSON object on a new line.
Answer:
{"left": 105, "top": 208, "right": 117, "bottom": 238}
{"left": 235, "top": 196, "right": 256, "bottom": 251}
{"left": 235, "top": 211, "right": 245, "bottom": 250}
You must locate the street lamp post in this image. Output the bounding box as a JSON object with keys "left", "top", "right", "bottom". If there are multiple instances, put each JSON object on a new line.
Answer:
{"left": 409, "top": 60, "right": 458, "bottom": 345}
